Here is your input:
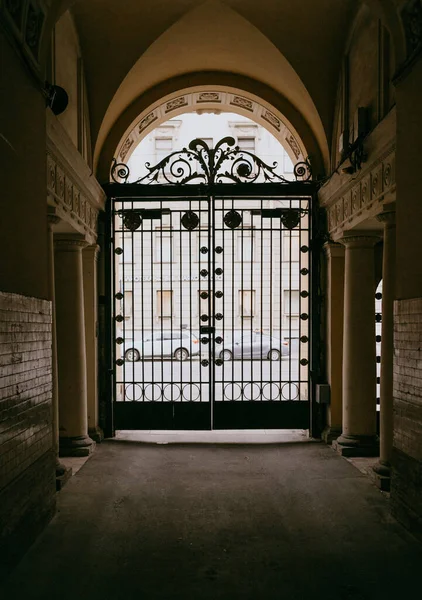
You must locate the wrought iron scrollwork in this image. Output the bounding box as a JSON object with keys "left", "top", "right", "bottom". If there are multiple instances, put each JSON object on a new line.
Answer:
{"left": 110, "top": 137, "right": 312, "bottom": 185}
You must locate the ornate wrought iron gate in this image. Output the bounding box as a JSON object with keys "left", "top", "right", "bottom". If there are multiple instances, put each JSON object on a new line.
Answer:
{"left": 104, "top": 138, "right": 318, "bottom": 431}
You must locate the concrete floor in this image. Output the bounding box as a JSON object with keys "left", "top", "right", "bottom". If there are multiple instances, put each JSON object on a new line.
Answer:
{"left": 2, "top": 441, "right": 422, "bottom": 600}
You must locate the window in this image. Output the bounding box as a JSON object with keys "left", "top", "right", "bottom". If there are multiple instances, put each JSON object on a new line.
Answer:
{"left": 282, "top": 231, "right": 300, "bottom": 261}
{"left": 124, "top": 291, "right": 133, "bottom": 320}
{"left": 237, "top": 137, "right": 256, "bottom": 175}
{"left": 154, "top": 228, "right": 173, "bottom": 263}
{"left": 237, "top": 228, "right": 254, "bottom": 262}
{"left": 283, "top": 290, "right": 300, "bottom": 315}
{"left": 239, "top": 290, "right": 255, "bottom": 318}
{"left": 121, "top": 233, "right": 133, "bottom": 263}
{"left": 155, "top": 137, "right": 173, "bottom": 163}
{"left": 157, "top": 290, "right": 173, "bottom": 319}
{"left": 237, "top": 137, "right": 255, "bottom": 153}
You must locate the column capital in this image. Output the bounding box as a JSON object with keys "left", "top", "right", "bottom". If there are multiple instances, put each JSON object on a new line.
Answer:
{"left": 377, "top": 207, "right": 396, "bottom": 227}
{"left": 83, "top": 244, "right": 101, "bottom": 262}
{"left": 54, "top": 234, "right": 89, "bottom": 251}
{"left": 338, "top": 231, "right": 381, "bottom": 248}
{"left": 47, "top": 208, "right": 61, "bottom": 228}
{"left": 324, "top": 242, "right": 345, "bottom": 259}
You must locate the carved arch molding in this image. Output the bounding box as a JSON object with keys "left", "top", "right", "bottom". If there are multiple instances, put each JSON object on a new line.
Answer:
{"left": 114, "top": 89, "right": 308, "bottom": 168}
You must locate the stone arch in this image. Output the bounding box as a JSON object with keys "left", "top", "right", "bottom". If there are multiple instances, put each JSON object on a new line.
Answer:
{"left": 95, "top": 74, "right": 326, "bottom": 183}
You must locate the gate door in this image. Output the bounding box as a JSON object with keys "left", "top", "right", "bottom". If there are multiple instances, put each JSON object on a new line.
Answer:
{"left": 107, "top": 137, "right": 315, "bottom": 431}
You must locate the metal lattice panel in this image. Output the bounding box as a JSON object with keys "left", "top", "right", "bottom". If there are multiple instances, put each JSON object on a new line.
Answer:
{"left": 106, "top": 138, "right": 318, "bottom": 431}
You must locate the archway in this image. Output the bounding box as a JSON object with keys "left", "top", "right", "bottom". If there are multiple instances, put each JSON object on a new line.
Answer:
{"left": 103, "top": 106, "right": 320, "bottom": 434}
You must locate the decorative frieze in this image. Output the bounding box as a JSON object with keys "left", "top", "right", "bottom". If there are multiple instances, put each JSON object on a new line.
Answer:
{"left": 165, "top": 96, "right": 188, "bottom": 113}
{"left": 47, "top": 151, "right": 99, "bottom": 239}
{"left": 119, "top": 137, "right": 134, "bottom": 161}
{"left": 285, "top": 134, "right": 301, "bottom": 159}
{"left": 261, "top": 109, "right": 281, "bottom": 131}
{"left": 138, "top": 111, "right": 158, "bottom": 134}
{"left": 197, "top": 92, "right": 221, "bottom": 103}
{"left": 46, "top": 111, "right": 104, "bottom": 242}
{"left": 324, "top": 149, "right": 396, "bottom": 236}
{"left": 230, "top": 96, "right": 254, "bottom": 111}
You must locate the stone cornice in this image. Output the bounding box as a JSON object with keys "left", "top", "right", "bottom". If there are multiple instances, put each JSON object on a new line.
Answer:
{"left": 46, "top": 110, "right": 105, "bottom": 211}
{"left": 319, "top": 109, "right": 396, "bottom": 237}
{"left": 47, "top": 112, "right": 106, "bottom": 243}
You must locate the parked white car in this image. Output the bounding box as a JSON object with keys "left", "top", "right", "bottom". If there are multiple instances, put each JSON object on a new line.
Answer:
{"left": 218, "top": 331, "right": 290, "bottom": 361}
{"left": 124, "top": 330, "right": 200, "bottom": 361}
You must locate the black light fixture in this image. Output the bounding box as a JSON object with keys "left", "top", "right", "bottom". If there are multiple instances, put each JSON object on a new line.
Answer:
{"left": 45, "top": 82, "right": 69, "bottom": 115}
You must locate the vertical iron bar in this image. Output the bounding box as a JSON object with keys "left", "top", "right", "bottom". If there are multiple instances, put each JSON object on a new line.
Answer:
{"left": 208, "top": 194, "right": 214, "bottom": 428}
{"left": 170, "top": 208, "right": 174, "bottom": 405}
{"left": 189, "top": 199, "right": 193, "bottom": 406}
{"left": 106, "top": 198, "right": 115, "bottom": 436}
{"left": 140, "top": 215, "right": 145, "bottom": 404}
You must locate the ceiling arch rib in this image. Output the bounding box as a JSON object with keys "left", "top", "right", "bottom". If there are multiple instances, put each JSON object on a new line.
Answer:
{"left": 94, "top": 0, "right": 328, "bottom": 175}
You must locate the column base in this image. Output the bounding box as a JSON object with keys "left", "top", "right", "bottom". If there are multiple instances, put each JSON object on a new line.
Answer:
{"left": 88, "top": 426, "right": 104, "bottom": 443}
{"left": 59, "top": 435, "right": 96, "bottom": 457}
{"left": 321, "top": 426, "right": 342, "bottom": 444}
{"left": 371, "top": 461, "right": 391, "bottom": 492}
{"left": 56, "top": 459, "right": 72, "bottom": 491}
{"left": 333, "top": 434, "right": 379, "bottom": 457}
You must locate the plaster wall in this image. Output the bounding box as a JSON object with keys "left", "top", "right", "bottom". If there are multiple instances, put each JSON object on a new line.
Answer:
{"left": 348, "top": 15, "right": 379, "bottom": 138}
{"left": 0, "top": 33, "right": 48, "bottom": 299}
{"left": 53, "top": 11, "right": 92, "bottom": 166}
{"left": 54, "top": 11, "right": 79, "bottom": 149}
{"left": 332, "top": 10, "right": 396, "bottom": 168}
{"left": 395, "top": 56, "right": 422, "bottom": 300}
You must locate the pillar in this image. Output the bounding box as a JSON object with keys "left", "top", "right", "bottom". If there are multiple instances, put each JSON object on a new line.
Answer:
{"left": 83, "top": 245, "right": 103, "bottom": 442}
{"left": 322, "top": 242, "right": 345, "bottom": 442}
{"left": 54, "top": 234, "right": 95, "bottom": 456}
{"left": 334, "top": 232, "right": 380, "bottom": 456}
{"left": 373, "top": 204, "right": 396, "bottom": 485}
{"left": 47, "top": 212, "right": 73, "bottom": 485}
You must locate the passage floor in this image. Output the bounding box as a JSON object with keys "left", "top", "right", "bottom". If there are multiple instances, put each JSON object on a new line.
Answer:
{"left": 2, "top": 441, "right": 422, "bottom": 600}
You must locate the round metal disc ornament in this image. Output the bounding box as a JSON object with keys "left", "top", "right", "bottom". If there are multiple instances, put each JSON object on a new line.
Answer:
{"left": 181, "top": 211, "right": 200, "bottom": 230}
{"left": 223, "top": 209, "right": 242, "bottom": 229}
{"left": 124, "top": 212, "right": 142, "bottom": 231}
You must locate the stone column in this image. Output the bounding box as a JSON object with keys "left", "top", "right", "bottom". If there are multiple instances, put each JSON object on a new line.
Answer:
{"left": 47, "top": 212, "right": 72, "bottom": 485}
{"left": 334, "top": 232, "right": 380, "bottom": 456}
{"left": 55, "top": 234, "right": 95, "bottom": 456}
{"left": 83, "top": 244, "right": 103, "bottom": 442}
{"left": 373, "top": 204, "right": 396, "bottom": 484}
{"left": 322, "top": 242, "right": 345, "bottom": 443}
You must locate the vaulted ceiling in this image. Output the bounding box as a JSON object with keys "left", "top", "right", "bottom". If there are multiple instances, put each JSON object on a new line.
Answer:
{"left": 47, "top": 0, "right": 403, "bottom": 171}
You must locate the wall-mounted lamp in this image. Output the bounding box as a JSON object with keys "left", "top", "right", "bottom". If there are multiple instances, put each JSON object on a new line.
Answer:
{"left": 45, "top": 82, "right": 69, "bottom": 116}
{"left": 341, "top": 138, "right": 367, "bottom": 174}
